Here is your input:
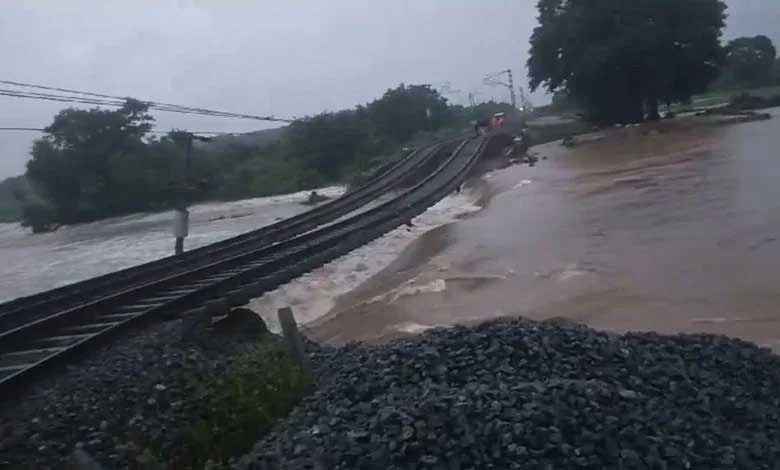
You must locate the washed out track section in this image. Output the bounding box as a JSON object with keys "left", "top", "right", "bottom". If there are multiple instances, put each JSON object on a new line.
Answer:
{"left": 0, "top": 137, "right": 487, "bottom": 396}
{"left": 0, "top": 139, "right": 454, "bottom": 332}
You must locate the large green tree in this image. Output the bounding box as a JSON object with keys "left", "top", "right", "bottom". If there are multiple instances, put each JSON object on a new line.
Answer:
{"left": 368, "top": 84, "right": 453, "bottom": 142}
{"left": 26, "top": 99, "right": 154, "bottom": 224}
{"left": 528, "top": 0, "right": 727, "bottom": 123}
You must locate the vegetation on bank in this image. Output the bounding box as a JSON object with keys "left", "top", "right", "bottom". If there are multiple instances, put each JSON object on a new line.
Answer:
{"left": 132, "top": 342, "right": 310, "bottom": 470}
{"left": 7, "top": 85, "right": 512, "bottom": 232}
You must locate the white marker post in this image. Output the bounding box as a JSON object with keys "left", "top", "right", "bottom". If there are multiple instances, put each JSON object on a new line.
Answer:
{"left": 173, "top": 208, "right": 189, "bottom": 255}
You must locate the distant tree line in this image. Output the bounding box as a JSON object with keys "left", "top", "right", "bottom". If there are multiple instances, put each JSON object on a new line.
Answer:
{"left": 15, "top": 84, "right": 475, "bottom": 232}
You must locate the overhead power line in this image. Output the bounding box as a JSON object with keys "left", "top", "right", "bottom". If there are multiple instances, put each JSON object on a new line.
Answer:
{"left": 0, "top": 89, "right": 274, "bottom": 120}
{"left": 0, "top": 79, "right": 296, "bottom": 123}
{"left": 0, "top": 126, "right": 239, "bottom": 136}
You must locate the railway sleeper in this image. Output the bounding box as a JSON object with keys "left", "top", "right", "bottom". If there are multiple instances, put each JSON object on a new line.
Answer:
{"left": 0, "top": 346, "right": 66, "bottom": 368}
{"left": 98, "top": 311, "right": 146, "bottom": 322}
{"left": 62, "top": 321, "right": 120, "bottom": 335}
{"left": 114, "top": 302, "right": 165, "bottom": 314}
{"left": 179, "top": 280, "right": 214, "bottom": 290}
{"left": 32, "top": 333, "right": 94, "bottom": 348}
{"left": 0, "top": 364, "right": 27, "bottom": 376}
{"left": 218, "top": 267, "right": 248, "bottom": 276}
{"left": 201, "top": 273, "right": 235, "bottom": 283}
{"left": 161, "top": 288, "right": 199, "bottom": 296}
{"left": 143, "top": 293, "right": 187, "bottom": 303}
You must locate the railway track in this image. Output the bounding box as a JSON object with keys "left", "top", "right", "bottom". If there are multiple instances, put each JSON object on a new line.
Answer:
{"left": 0, "top": 136, "right": 487, "bottom": 396}
{"left": 0, "top": 140, "right": 456, "bottom": 332}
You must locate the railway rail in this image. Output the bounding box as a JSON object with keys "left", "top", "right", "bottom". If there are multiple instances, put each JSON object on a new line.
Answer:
{"left": 0, "top": 139, "right": 456, "bottom": 332}
{"left": 0, "top": 136, "right": 488, "bottom": 396}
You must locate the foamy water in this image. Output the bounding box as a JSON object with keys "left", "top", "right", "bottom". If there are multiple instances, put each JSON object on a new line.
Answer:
{"left": 250, "top": 187, "right": 484, "bottom": 331}
{"left": 0, "top": 186, "right": 344, "bottom": 301}
{"left": 0, "top": 182, "right": 482, "bottom": 324}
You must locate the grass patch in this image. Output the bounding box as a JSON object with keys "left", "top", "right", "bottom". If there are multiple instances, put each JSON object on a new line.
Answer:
{"left": 133, "top": 344, "right": 311, "bottom": 470}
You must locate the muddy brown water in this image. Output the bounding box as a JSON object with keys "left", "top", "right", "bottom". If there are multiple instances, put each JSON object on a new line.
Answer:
{"left": 309, "top": 111, "right": 780, "bottom": 351}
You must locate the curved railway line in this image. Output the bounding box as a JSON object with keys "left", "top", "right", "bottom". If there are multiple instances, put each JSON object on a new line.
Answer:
{"left": 0, "top": 135, "right": 488, "bottom": 396}
{"left": 0, "top": 139, "right": 453, "bottom": 332}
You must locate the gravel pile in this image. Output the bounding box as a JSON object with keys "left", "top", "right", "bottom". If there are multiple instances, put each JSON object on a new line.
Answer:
{"left": 0, "top": 311, "right": 274, "bottom": 469}
{"left": 236, "top": 318, "right": 780, "bottom": 470}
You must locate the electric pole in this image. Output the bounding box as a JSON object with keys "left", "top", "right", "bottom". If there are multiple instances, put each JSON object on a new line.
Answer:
{"left": 468, "top": 91, "right": 483, "bottom": 107}
{"left": 507, "top": 69, "right": 517, "bottom": 109}
{"left": 484, "top": 69, "right": 518, "bottom": 108}
{"left": 172, "top": 132, "right": 212, "bottom": 255}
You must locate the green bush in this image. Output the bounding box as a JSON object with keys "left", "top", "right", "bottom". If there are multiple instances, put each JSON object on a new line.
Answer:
{"left": 20, "top": 200, "right": 58, "bottom": 233}
{"left": 155, "top": 347, "right": 311, "bottom": 469}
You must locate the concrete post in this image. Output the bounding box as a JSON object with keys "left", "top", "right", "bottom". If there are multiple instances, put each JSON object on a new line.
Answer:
{"left": 277, "top": 307, "right": 311, "bottom": 376}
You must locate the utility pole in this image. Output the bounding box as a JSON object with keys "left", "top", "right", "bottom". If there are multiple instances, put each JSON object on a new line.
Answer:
{"left": 468, "top": 91, "right": 483, "bottom": 107}
{"left": 484, "top": 68, "right": 518, "bottom": 109}
{"left": 517, "top": 86, "right": 533, "bottom": 111}
{"left": 506, "top": 69, "right": 517, "bottom": 109}
{"left": 518, "top": 86, "right": 526, "bottom": 110}
{"left": 173, "top": 132, "right": 211, "bottom": 256}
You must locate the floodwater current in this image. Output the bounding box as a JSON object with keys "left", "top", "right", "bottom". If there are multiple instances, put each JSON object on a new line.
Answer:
{"left": 309, "top": 110, "right": 780, "bottom": 351}
{"left": 0, "top": 184, "right": 483, "bottom": 329}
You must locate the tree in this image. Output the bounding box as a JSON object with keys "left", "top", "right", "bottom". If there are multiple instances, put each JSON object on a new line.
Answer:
{"left": 19, "top": 83, "right": 462, "bottom": 231}
{"left": 528, "top": 0, "right": 727, "bottom": 124}
{"left": 724, "top": 36, "right": 777, "bottom": 87}
{"left": 368, "top": 84, "right": 453, "bottom": 142}
{"left": 25, "top": 100, "right": 154, "bottom": 224}
{"left": 285, "top": 110, "right": 368, "bottom": 182}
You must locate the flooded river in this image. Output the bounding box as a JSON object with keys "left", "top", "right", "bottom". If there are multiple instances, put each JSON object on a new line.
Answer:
{"left": 4, "top": 112, "right": 780, "bottom": 350}
{"left": 310, "top": 111, "right": 780, "bottom": 351}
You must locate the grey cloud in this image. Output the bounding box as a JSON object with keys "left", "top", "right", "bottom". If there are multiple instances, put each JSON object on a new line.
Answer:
{"left": 0, "top": 0, "right": 775, "bottom": 177}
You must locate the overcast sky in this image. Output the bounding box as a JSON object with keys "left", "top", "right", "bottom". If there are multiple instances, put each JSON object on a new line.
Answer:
{"left": 1, "top": 0, "right": 778, "bottom": 178}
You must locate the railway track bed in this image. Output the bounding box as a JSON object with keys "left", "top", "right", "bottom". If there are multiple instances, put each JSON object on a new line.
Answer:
{"left": 0, "top": 136, "right": 488, "bottom": 397}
